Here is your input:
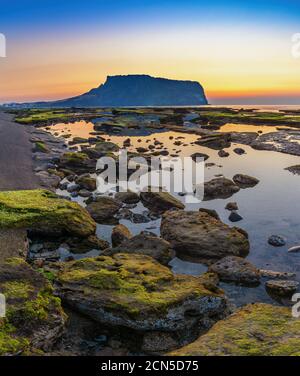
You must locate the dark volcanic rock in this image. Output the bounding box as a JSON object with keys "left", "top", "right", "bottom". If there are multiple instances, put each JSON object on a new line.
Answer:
{"left": 233, "top": 174, "right": 259, "bottom": 188}
{"left": 106, "top": 232, "right": 174, "bottom": 265}
{"left": 208, "top": 256, "right": 260, "bottom": 285}
{"left": 204, "top": 178, "right": 240, "bottom": 200}
{"left": 140, "top": 191, "right": 184, "bottom": 212}
{"left": 161, "top": 210, "right": 249, "bottom": 260}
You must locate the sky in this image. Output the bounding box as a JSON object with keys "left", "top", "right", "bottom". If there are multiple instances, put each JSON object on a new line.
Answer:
{"left": 0, "top": 0, "right": 300, "bottom": 104}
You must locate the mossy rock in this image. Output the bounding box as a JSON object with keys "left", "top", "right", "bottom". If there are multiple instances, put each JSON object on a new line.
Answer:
{"left": 56, "top": 253, "right": 228, "bottom": 333}
{"left": 59, "top": 152, "right": 96, "bottom": 173}
{"left": 0, "top": 189, "right": 96, "bottom": 237}
{"left": 0, "top": 258, "right": 66, "bottom": 355}
{"left": 169, "top": 303, "right": 300, "bottom": 356}
{"left": 33, "top": 142, "right": 50, "bottom": 154}
{"left": 94, "top": 141, "right": 120, "bottom": 152}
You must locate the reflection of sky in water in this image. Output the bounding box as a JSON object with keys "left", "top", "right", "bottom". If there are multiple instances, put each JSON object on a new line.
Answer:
{"left": 49, "top": 120, "right": 300, "bottom": 307}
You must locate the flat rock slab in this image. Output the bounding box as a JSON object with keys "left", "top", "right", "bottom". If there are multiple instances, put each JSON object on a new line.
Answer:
{"left": 55, "top": 253, "right": 228, "bottom": 340}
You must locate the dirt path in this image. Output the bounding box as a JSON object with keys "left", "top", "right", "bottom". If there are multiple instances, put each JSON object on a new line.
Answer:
{"left": 0, "top": 111, "right": 40, "bottom": 190}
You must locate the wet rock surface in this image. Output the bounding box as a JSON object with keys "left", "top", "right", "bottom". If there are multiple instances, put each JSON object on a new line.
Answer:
{"left": 106, "top": 232, "right": 174, "bottom": 265}
{"left": 140, "top": 190, "right": 185, "bottom": 212}
{"left": 86, "top": 196, "right": 122, "bottom": 223}
{"left": 161, "top": 210, "right": 249, "bottom": 260}
{"left": 208, "top": 256, "right": 260, "bottom": 285}
{"left": 55, "top": 253, "right": 229, "bottom": 346}
{"left": 204, "top": 177, "right": 240, "bottom": 200}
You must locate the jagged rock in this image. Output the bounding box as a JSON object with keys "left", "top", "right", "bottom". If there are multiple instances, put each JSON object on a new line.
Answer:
{"left": 55, "top": 254, "right": 228, "bottom": 344}
{"left": 260, "top": 269, "right": 296, "bottom": 279}
{"left": 0, "top": 190, "right": 96, "bottom": 238}
{"left": 265, "top": 280, "right": 299, "bottom": 297}
{"left": 204, "top": 178, "right": 240, "bottom": 200}
{"left": 169, "top": 303, "right": 300, "bottom": 356}
{"left": 160, "top": 210, "right": 249, "bottom": 260}
{"left": 86, "top": 196, "right": 121, "bottom": 223}
{"left": 111, "top": 224, "right": 132, "bottom": 247}
{"left": 140, "top": 191, "right": 184, "bottom": 212}
{"left": 208, "top": 256, "right": 260, "bottom": 285}
{"left": 0, "top": 258, "right": 66, "bottom": 355}
{"left": 233, "top": 174, "right": 259, "bottom": 188}
{"left": 106, "top": 232, "right": 174, "bottom": 265}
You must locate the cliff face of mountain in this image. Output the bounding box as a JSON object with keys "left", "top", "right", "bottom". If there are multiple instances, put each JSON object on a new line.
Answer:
{"left": 48, "top": 75, "right": 208, "bottom": 107}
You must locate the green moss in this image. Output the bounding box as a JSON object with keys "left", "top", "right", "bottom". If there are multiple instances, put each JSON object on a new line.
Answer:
{"left": 22, "top": 288, "right": 63, "bottom": 321}
{"left": 62, "top": 152, "right": 89, "bottom": 163}
{"left": 58, "top": 254, "right": 222, "bottom": 317}
{"left": 0, "top": 259, "right": 66, "bottom": 355}
{"left": 197, "top": 110, "right": 300, "bottom": 126}
{"left": 37, "top": 269, "right": 56, "bottom": 282}
{"left": 0, "top": 321, "right": 30, "bottom": 355}
{"left": 2, "top": 281, "right": 33, "bottom": 299}
{"left": 0, "top": 189, "right": 96, "bottom": 237}
{"left": 34, "top": 142, "right": 49, "bottom": 153}
{"left": 169, "top": 303, "right": 300, "bottom": 356}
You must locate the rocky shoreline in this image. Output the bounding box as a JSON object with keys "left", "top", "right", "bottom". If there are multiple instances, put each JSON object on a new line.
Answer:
{"left": 1, "top": 107, "right": 300, "bottom": 355}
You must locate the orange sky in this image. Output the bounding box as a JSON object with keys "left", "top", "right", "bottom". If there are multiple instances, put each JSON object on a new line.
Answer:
{"left": 1, "top": 25, "right": 300, "bottom": 104}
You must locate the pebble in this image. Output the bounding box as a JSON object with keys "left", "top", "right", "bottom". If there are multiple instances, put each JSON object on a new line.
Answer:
{"left": 268, "top": 235, "right": 286, "bottom": 247}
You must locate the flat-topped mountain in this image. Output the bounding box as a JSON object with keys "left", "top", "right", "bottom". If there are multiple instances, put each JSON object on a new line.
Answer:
{"left": 21, "top": 75, "right": 208, "bottom": 108}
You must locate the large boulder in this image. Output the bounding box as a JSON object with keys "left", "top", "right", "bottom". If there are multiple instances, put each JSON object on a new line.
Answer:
{"left": 55, "top": 254, "right": 229, "bottom": 337}
{"left": 204, "top": 178, "right": 240, "bottom": 200}
{"left": 208, "top": 256, "right": 260, "bottom": 285}
{"left": 160, "top": 210, "right": 249, "bottom": 259}
{"left": 86, "top": 196, "right": 121, "bottom": 223}
{"left": 106, "top": 232, "right": 174, "bottom": 265}
{"left": 0, "top": 258, "right": 66, "bottom": 355}
{"left": 140, "top": 191, "right": 184, "bottom": 212}
{"left": 0, "top": 190, "right": 96, "bottom": 238}
{"left": 169, "top": 303, "right": 300, "bottom": 356}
